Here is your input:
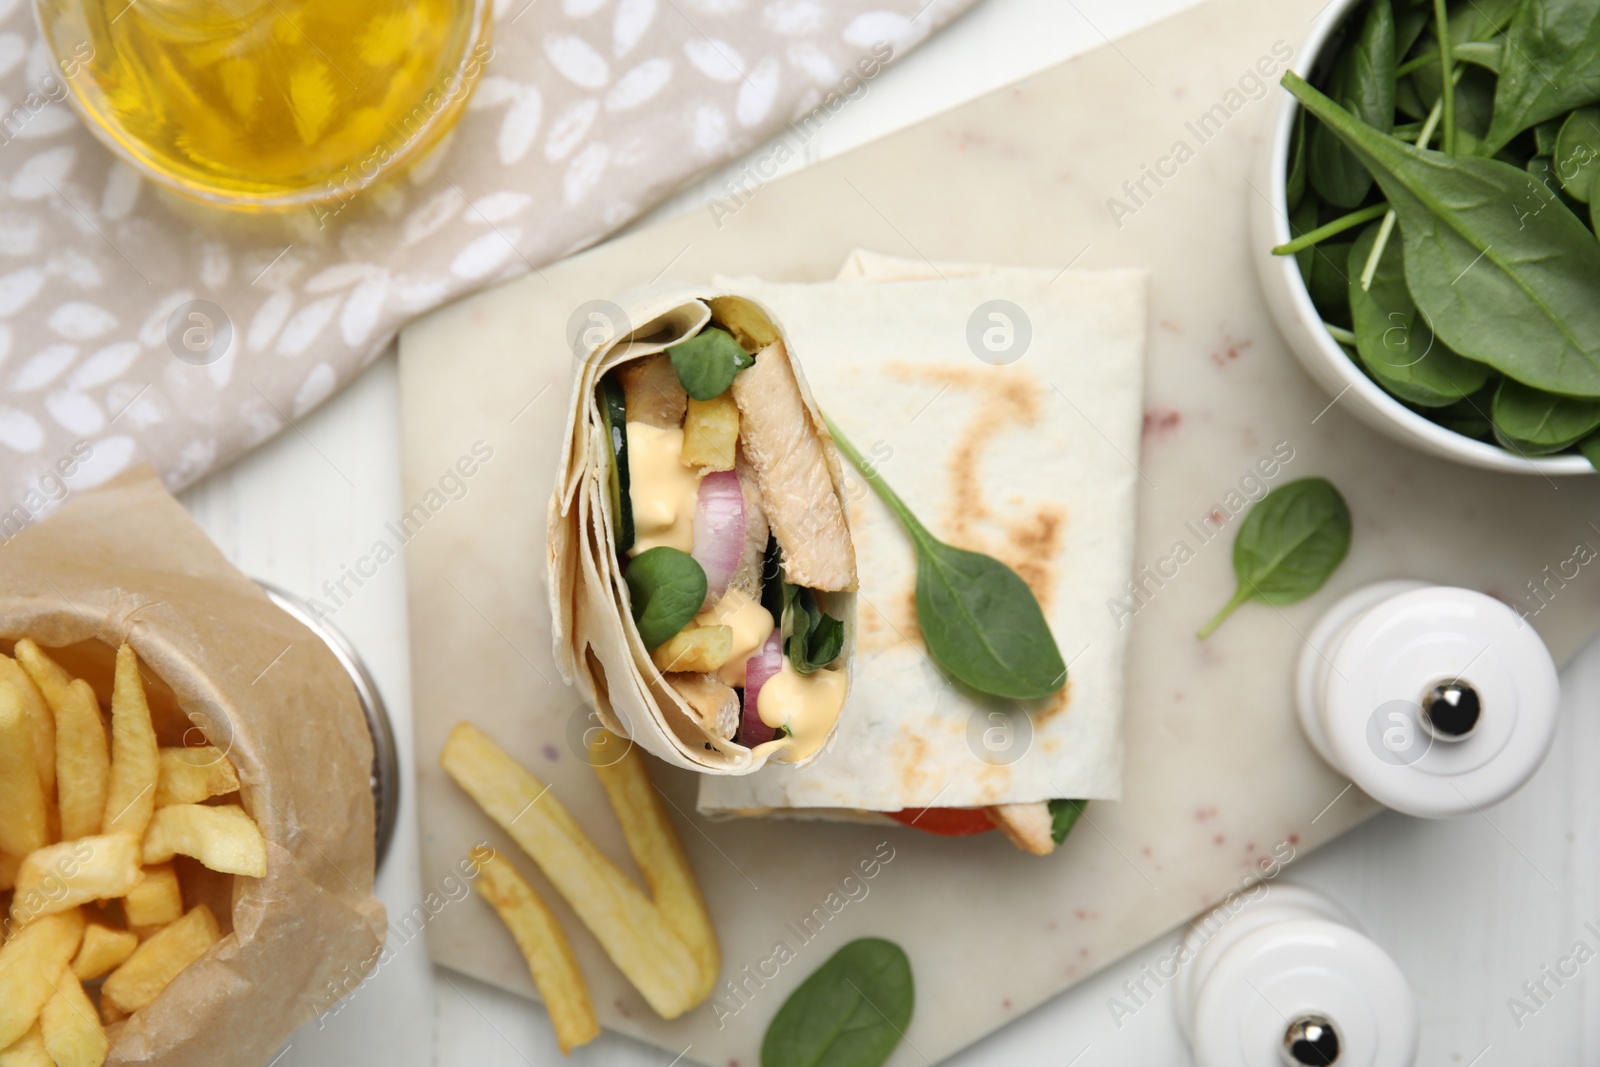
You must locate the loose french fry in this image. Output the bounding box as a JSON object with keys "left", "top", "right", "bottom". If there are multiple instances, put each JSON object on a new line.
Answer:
{"left": 12, "top": 641, "right": 72, "bottom": 716}
{"left": 649, "top": 625, "right": 732, "bottom": 673}
{"left": 53, "top": 681, "right": 109, "bottom": 841}
{"left": 153, "top": 748, "right": 240, "bottom": 807}
{"left": 40, "top": 970, "right": 108, "bottom": 1067}
{"left": 141, "top": 804, "right": 266, "bottom": 877}
{"left": 0, "top": 684, "right": 48, "bottom": 858}
{"left": 11, "top": 835, "right": 142, "bottom": 925}
{"left": 589, "top": 735, "right": 720, "bottom": 1003}
{"left": 97, "top": 1003, "right": 125, "bottom": 1027}
{"left": 70, "top": 924, "right": 138, "bottom": 982}
{"left": 0, "top": 1025, "right": 51, "bottom": 1067}
{"left": 102, "top": 646, "right": 158, "bottom": 841}
{"left": 0, "top": 852, "right": 18, "bottom": 892}
{"left": 471, "top": 848, "right": 599, "bottom": 1055}
{"left": 440, "top": 724, "right": 701, "bottom": 1019}
{"left": 101, "top": 905, "right": 220, "bottom": 1014}
{"left": 680, "top": 394, "right": 740, "bottom": 470}
{"left": 121, "top": 865, "right": 183, "bottom": 929}
{"left": 0, "top": 657, "right": 54, "bottom": 804}
{"left": 0, "top": 909, "right": 85, "bottom": 1049}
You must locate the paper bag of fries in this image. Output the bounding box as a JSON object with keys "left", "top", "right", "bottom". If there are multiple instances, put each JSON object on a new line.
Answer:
{"left": 0, "top": 466, "right": 386, "bottom": 1067}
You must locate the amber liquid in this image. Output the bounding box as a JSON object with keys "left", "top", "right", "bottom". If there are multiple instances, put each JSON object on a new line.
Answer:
{"left": 37, "top": 0, "right": 488, "bottom": 209}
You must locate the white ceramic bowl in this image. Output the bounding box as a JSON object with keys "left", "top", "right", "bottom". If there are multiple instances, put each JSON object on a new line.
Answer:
{"left": 1249, "top": 0, "right": 1593, "bottom": 475}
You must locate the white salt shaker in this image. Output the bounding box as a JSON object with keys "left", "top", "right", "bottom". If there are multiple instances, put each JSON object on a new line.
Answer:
{"left": 1176, "top": 885, "right": 1418, "bottom": 1067}
{"left": 1294, "top": 580, "right": 1560, "bottom": 819}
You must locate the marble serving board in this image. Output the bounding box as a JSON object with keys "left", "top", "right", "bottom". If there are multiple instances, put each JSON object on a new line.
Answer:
{"left": 397, "top": 0, "right": 1600, "bottom": 1062}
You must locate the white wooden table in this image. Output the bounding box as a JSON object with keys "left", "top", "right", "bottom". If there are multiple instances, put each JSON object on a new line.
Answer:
{"left": 177, "top": 0, "right": 1600, "bottom": 1063}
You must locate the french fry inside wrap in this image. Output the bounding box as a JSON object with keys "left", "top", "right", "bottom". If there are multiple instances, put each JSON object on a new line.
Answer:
{"left": 0, "top": 466, "right": 386, "bottom": 1067}
{"left": 549, "top": 289, "right": 859, "bottom": 774}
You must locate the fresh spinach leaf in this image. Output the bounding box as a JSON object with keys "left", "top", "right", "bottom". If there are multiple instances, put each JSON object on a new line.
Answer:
{"left": 826, "top": 415, "right": 1067, "bottom": 701}
{"left": 625, "top": 547, "right": 707, "bottom": 650}
{"left": 1306, "top": 238, "right": 1356, "bottom": 326}
{"left": 787, "top": 585, "right": 845, "bottom": 674}
{"left": 1273, "top": 201, "right": 1390, "bottom": 255}
{"left": 1535, "top": 118, "right": 1565, "bottom": 157}
{"left": 1285, "top": 71, "right": 1600, "bottom": 397}
{"left": 1580, "top": 430, "right": 1600, "bottom": 470}
{"left": 1290, "top": 195, "right": 1322, "bottom": 280}
{"left": 1555, "top": 107, "right": 1600, "bottom": 202}
{"left": 1288, "top": 108, "right": 1310, "bottom": 209}
{"left": 1198, "top": 478, "right": 1352, "bottom": 638}
{"left": 1490, "top": 377, "right": 1600, "bottom": 451}
{"left": 1310, "top": 0, "right": 1399, "bottom": 206}
{"left": 1049, "top": 799, "right": 1087, "bottom": 845}
{"left": 667, "top": 326, "right": 755, "bottom": 401}
{"left": 1346, "top": 221, "right": 1488, "bottom": 405}
{"left": 761, "top": 939, "right": 914, "bottom": 1067}
{"left": 1447, "top": 0, "right": 1518, "bottom": 43}
{"left": 1485, "top": 0, "right": 1600, "bottom": 152}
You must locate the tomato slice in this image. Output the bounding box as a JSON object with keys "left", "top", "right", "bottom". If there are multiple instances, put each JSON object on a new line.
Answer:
{"left": 885, "top": 806, "right": 996, "bottom": 836}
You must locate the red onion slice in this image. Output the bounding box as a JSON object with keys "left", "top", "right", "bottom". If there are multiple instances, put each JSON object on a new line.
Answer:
{"left": 692, "top": 470, "right": 745, "bottom": 607}
{"left": 739, "top": 631, "right": 783, "bottom": 747}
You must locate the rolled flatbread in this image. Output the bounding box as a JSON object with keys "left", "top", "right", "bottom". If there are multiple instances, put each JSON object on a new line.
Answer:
{"left": 549, "top": 289, "right": 858, "bottom": 774}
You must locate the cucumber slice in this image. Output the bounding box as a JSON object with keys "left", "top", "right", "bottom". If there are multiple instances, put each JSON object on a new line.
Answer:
{"left": 599, "top": 373, "right": 634, "bottom": 552}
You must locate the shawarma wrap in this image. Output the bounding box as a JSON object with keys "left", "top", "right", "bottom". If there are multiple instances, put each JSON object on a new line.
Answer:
{"left": 549, "top": 289, "right": 858, "bottom": 774}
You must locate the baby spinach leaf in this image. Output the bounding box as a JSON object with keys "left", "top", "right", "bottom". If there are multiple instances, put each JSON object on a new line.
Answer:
{"left": 1485, "top": 0, "right": 1600, "bottom": 152}
{"left": 667, "top": 327, "right": 754, "bottom": 400}
{"left": 1347, "top": 221, "right": 1488, "bottom": 405}
{"left": 762, "top": 939, "right": 913, "bottom": 1067}
{"left": 1049, "top": 799, "right": 1087, "bottom": 845}
{"left": 1288, "top": 108, "right": 1309, "bottom": 209}
{"left": 1290, "top": 195, "right": 1322, "bottom": 280}
{"left": 625, "top": 547, "right": 707, "bottom": 650}
{"left": 1310, "top": 0, "right": 1398, "bottom": 206}
{"left": 1306, "top": 238, "right": 1356, "bottom": 326}
{"left": 1447, "top": 0, "right": 1518, "bottom": 43}
{"left": 1555, "top": 107, "right": 1600, "bottom": 202}
{"left": 1490, "top": 377, "right": 1600, "bottom": 450}
{"left": 1284, "top": 71, "right": 1600, "bottom": 397}
{"left": 1198, "top": 478, "right": 1352, "bottom": 638}
{"left": 826, "top": 415, "right": 1067, "bottom": 701}
{"left": 787, "top": 585, "right": 845, "bottom": 674}
{"left": 1579, "top": 430, "right": 1600, "bottom": 470}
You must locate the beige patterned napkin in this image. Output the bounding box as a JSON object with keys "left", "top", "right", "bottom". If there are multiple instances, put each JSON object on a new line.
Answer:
{"left": 0, "top": 0, "right": 972, "bottom": 529}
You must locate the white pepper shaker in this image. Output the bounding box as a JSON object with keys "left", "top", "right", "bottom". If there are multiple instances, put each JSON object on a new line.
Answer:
{"left": 1175, "top": 885, "right": 1418, "bottom": 1067}
{"left": 1295, "top": 581, "right": 1560, "bottom": 819}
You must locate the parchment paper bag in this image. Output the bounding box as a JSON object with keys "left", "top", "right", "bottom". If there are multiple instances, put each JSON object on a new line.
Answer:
{"left": 0, "top": 465, "right": 386, "bottom": 1067}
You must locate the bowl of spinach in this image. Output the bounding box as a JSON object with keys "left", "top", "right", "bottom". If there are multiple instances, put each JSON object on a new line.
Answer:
{"left": 1251, "top": 0, "right": 1600, "bottom": 474}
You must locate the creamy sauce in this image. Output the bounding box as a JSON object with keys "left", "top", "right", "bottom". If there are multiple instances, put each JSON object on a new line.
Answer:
{"left": 626, "top": 422, "right": 703, "bottom": 554}
{"left": 695, "top": 588, "right": 774, "bottom": 687}
{"left": 753, "top": 659, "right": 848, "bottom": 762}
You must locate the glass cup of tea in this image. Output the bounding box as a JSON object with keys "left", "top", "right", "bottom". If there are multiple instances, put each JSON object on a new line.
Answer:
{"left": 34, "top": 0, "right": 493, "bottom": 213}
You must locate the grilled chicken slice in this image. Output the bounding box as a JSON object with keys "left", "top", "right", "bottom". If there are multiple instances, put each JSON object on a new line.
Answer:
{"left": 666, "top": 673, "right": 741, "bottom": 739}
{"left": 986, "top": 802, "right": 1057, "bottom": 856}
{"left": 728, "top": 460, "right": 770, "bottom": 602}
{"left": 617, "top": 354, "right": 687, "bottom": 428}
{"left": 730, "top": 341, "right": 858, "bottom": 592}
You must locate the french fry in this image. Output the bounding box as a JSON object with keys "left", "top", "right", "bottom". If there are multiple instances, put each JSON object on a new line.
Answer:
{"left": 0, "top": 657, "right": 54, "bottom": 804}
{"left": 589, "top": 735, "right": 720, "bottom": 1003}
{"left": 12, "top": 641, "right": 72, "bottom": 716}
{"left": 96, "top": 1003, "right": 125, "bottom": 1027}
{"left": 0, "top": 1025, "right": 51, "bottom": 1067}
{"left": 0, "top": 908, "right": 85, "bottom": 1049}
{"left": 153, "top": 747, "right": 240, "bottom": 807}
{"left": 101, "top": 905, "right": 220, "bottom": 1015}
{"left": 121, "top": 865, "right": 183, "bottom": 929}
{"left": 70, "top": 924, "right": 138, "bottom": 982}
{"left": 649, "top": 625, "right": 732, "bottom": 673}
{"left": 11, "top": 835, "right": 142, "bottom": 925}
{"left": 140, "top": 804, "right": 266, "bottom": 877}
{"left": 53, "top": 681, "right": 109, "bottom": 842}
{"left": 440, "top": 724, "right": 702, "bottom": 1019}
{"left": 0, "top": 684, "right": 48, "bottom": 858}
{"left": 40, "top": 970, "right": 108, "bottom": 1067}
{"left": 470, "top": 848, "right": 599, "bottom": 1055}
{"left": 0, "top": 852, "right": 19, "bottom": 892}
{"left": 102, "top": 646, "right": 158, "bottom": 841}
